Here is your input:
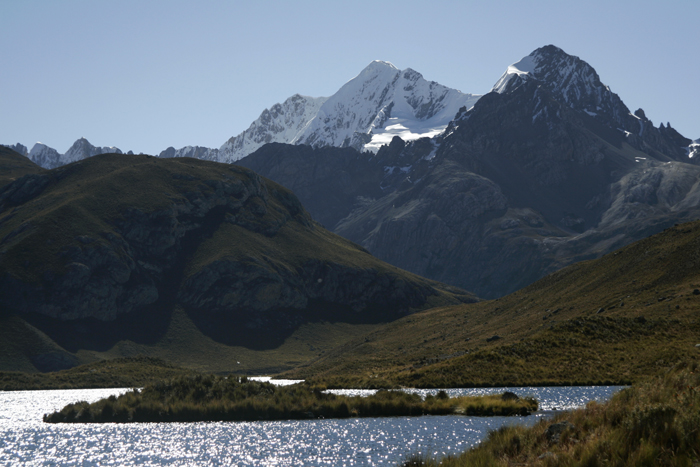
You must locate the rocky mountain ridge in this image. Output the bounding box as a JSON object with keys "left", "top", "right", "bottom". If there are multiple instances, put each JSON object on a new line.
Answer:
{"left": 491, "top": 45, "right": 692, "bottom": 161}
{"left": 7, "top": 60, "right": 479, "bottom": 169}
{"left": 2, "top": 138, "right": 129, "bottom": 169}
{"left": 238, "top": 46, "right": 700, "bottom": 299}
{"left": 4, "top": 46, "right": 697, "bottom": 301}
{"left": 159, "top": 94, "right": 328, "bottom": 163}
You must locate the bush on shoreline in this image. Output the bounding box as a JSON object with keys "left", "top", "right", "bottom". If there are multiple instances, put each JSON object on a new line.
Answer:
{"left": 400, "top": 362, "right": 700, "bottom": 466}
{"left": 43, "top": 375, "right": 537, "bottom": 423}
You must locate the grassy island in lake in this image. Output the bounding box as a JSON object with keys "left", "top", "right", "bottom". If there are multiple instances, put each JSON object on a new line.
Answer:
{"left": 43, "top": 374, "right": 537, "bottom": 423}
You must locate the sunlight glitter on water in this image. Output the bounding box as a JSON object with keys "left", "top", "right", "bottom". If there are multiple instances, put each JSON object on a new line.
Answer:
{"left": 0, "top": 386, "right": 622, "bottom": 466}
{"left": 327, "top": 386, "right": 624, "bottom": 411}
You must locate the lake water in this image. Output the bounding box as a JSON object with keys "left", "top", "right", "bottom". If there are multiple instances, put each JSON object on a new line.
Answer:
{"left": 0, "top": 385, "right": 623, "bottom": 466}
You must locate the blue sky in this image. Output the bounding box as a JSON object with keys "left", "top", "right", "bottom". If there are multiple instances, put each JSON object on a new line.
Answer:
{"left": 1, "top": 0, "right": 698, "bottom": 155}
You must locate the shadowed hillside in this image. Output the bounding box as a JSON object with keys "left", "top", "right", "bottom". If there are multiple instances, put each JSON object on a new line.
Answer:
{"left": 0, "top": 153, "right": 473, "bottom": 373}
{"left": 0, "top": 146, "right": 45, "bottom": 188}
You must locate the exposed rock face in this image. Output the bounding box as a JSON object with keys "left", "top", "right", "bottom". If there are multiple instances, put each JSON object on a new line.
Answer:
{"left": 63, "top": 137, "right": 123, "bottom": 165}
{"left": 0, "top": 154, "right": 472, "bottom": 340}
{"left": 238, "top": 143, "right": 387, "bottom": 229}
{"left": 159, "top": 94, "right": 330, "bottom": 163}
{"left": 27, "top": 143, "right": 63, "bottom": 169}
{"left": 14, "top": 138, "right": 126, "bottom": 169}
{"left": 0, "top": 165, "right": 276, "bottom": 321}
{"left": 1, "top": 143, "right": 28, "bottom": 157}
{"left": 219, "top": 94, "right": 329, "bottom": 161}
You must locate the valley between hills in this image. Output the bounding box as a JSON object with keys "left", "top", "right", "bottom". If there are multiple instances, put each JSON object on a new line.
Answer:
{"left": 0, "top": 143, "right": 698, "bottom": 391}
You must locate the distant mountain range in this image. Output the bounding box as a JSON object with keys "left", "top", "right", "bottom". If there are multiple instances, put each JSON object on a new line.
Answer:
{"left": 236, "top": 45, "right": 700, "bottom": 298}
{"left": 3, "top": 45, "right": 698, "bottom": 300}
{"left": 2, "top": 45, "right": 700, "bottom": 379}
{"left": 159, "top": 61, "right": 480, "bottom": 162}
{"left": 4, "top": 60, "right": 481, "bottom": 167}
{"left": 4, "top": 139, "right": 131, "bottom": 170}
{"left": 4, "top": 51, "right": 695, "bottom": 169}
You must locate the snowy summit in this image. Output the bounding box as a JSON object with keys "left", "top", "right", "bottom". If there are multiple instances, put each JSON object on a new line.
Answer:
{"left": 160, "top": 60, "right": 481, "bottom": 163}
{"left": 294, "top": 60, "right": 481, "bottom": 153}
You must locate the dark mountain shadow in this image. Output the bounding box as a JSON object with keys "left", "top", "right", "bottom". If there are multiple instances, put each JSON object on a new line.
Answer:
{"left": 184, "top": 299, "right": 402, "bottom": 351}
{"left": 23, "top": 304, "right": 173, "bottom": 353}
{"left": 23, "top": 206, "right": 232, "bottom": 354}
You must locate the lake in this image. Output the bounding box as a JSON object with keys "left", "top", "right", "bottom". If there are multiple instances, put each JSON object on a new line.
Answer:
{"left": 0, "top": 385, "right": 623, "bottom": 466}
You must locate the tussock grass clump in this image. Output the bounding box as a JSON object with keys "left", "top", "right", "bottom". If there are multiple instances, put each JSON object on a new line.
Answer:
{"left": 401, "top": 362, "right": 700, "bottom": 466}
{"left": 43, "top": 375, "right": 537, "bottom": 423}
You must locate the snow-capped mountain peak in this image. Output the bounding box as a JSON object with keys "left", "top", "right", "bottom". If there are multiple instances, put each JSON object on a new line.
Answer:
{"left": 179, "top": 93, "right": 329, "bottom": 163}
{"left": 493, "top": 45, "right": 607, "bottom": 105}
{"left": 63, "top": 137, "right": 122, "bottom": 164}
{"left": 490, "top": 45, "right": 692, "bottom": 162}
{"left": 358, "top": 60, "right": 399, "bottom": 76}
{"left": 293, "top": 60, "right": 481, "bottom": 153}
{"left": 28, "top": 142, "right": 62, "bottom": 169}
{"left": 492, "top": 46, "right": 632, "bottom": 131}
{"left": 491, "top": 55, "right": 538, "bottom": 93}
{"left": 161, "top": 60, "right": 481, "bottom": 163}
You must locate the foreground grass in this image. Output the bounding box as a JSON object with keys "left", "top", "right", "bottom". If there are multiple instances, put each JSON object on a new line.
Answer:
{"left": 294, "top": 315, "right": 699, "bottom": 389}
{"left": 43, "top": 375, "right": 537, "bottom": 423}
{"left": 402, "top": 362, "right": 700, "bottom": 466}
{"left": 0, "top": 357, "right": 200, "bottom": 390}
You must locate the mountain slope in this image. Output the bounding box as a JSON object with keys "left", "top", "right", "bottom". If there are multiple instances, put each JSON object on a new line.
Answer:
{"left": 218, "top": 94, "right": 328, "bottom": 161}
{"left": 0, "top": 146, "right": 45, "bottom": 188}
{"left": 0, "top": 153, "right": 473, "bottom": 373}
{"left": 284, "top": 219, "right": 700, "bottom": 387}
{"left": 241, "top": 46, "right": 699, "bottom": 299}
{"left": 160, "top": 94, "right": 328, "bottom": 162}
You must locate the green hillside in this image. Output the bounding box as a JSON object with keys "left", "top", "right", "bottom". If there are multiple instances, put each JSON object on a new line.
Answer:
{"left": 284, "top": 220, "right": 700, "bottom": 387}
{"left": 0, "top": 153, "right": 473, "bottom": 374}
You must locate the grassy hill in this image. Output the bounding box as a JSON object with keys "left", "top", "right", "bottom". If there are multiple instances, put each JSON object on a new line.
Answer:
{"left": 283, "top": 220, "right": 700, "bottom": 387}
{"left": 0, "top": 146, "right": 44, "bottom": 187}
{"left": 0, "top": 356, "right": 200, "bottom": 390}
{"left": 0, "top": 153, "right": 473, "bottom": 374}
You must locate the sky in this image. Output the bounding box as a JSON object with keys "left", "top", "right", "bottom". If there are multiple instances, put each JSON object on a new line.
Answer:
{"left": 1, "top": 0, "right": 698, "bottom": 156}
